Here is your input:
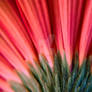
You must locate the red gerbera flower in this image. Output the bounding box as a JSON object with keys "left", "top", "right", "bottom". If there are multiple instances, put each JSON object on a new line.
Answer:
{"left": 0, "top": 0, "right": 92, "bottom": 92}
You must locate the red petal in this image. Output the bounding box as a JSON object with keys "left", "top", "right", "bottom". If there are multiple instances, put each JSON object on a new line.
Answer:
{"left": 0, "top": 37, "right": 29, "bottom": 76}
{"left": 17, "top": 0, "right": 54, "bottom": 68}
{"left": 47, "top": 0, "right": 64, "bottom": 57}
{"left": 0, "top": 55, "right": 21, "bottom": 83}
{"left": 0, "top": 1, "right": 37, "bottom": 67}
{"left": 79, "top": 0, "right": 92, "bottom": 65}
{"left": 0, "top": 79, "right": 13, "bottom": 92}
{"left": 59, "top": 0, "right": 85, "bottom": 66}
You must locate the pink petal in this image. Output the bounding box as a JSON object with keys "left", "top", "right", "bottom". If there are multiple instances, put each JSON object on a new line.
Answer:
{"left": 0, "top": 30, "right": 25, "bottom": 62}
{"left": 16, "top": 0, "right": 54, "bottom": 68}
{"left": 0, "top": 37, "right": 29, "bottom": 76}
{"left": 79, "top": 0, "right": 92, "bottom": 65}
{"left": 59, "top": 0, "right": 85, "bottom": 67}
{"left": 47, "top": 0, "right": 64, "bottom": 57}
{"left": 0, "top": 79, "right": 13, "bottom": 92}
{"left": 0, "top": 0, "right": 37, "bottom": 67}
{"left": 0, "top": 55, "right": 21, "bottom": 83}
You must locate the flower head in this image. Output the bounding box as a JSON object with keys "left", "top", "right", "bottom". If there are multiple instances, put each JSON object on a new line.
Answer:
{"left": 0, "top": 0, "right": 92, "bottom": 91}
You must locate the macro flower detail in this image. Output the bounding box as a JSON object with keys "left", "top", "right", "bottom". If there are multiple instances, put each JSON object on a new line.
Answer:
{"left": 0, "top": 0, "right": 92, "bottom": 92}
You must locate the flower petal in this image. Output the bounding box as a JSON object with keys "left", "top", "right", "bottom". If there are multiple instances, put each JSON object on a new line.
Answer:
{"left": 59, "top": 0, "right": 85, "bottom": 67}
{"left": 16, "top": 0, "right": 54, "bottom": 68}
{"left": 0, "top": 37, "right": 29, "bottom": 76}
{"left": 0, "top": 79, "right": 13, "bottom": 92}
{"left": 79, "top": 0, "right": 92, "bottom": 65}
{"left": 0, "top": 0, "right": 37, "bottom": 67}
{"left": 88, "top": 42, "right": 92, "bottom": 55}
{"left": 0, "top": 55, "right": 21, "bottom": 83}
{"left": 47, "top": 0, "right": 64, "bottom": 57}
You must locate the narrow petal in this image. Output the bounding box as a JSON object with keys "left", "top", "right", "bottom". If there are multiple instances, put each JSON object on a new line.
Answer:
{"left": 0, "top": 37, "right": 29, "bottom": 76}
{"left": 88, "top": 42, "right": 92, "bottom": 55}
{"left": 0, "top": 55, "right": 21, "bottom": 83}
{"left": 16, "top": 0, "right": 54, "bottom": 68}
{"left": 0, "top": 79, "right": 13, "bottom": 92}
{"left": 59, "top": 0, "right": 85, "bottom": 67}
{"left": 0, "top": 0, "right": 37, "bottom": 67}
{"left": 47, "top": 0, "right": 64, "bottom": 57}
{"left": 0, "top": 29, "right": 24, "bottom": 62}
{"left": 79, "top": 0, "right": 92, "bottom": 65}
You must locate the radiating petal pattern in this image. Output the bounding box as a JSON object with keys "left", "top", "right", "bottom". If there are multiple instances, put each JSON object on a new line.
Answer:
{"left": 0, "top": 37, "right": 29, "bottom": 76}
{"left": 0, "top": 55, "right": 21, "bottom": 83}
{"left": 79, "top": 0, "right": 92, "bottom": 65}
{"left": 0, "top": 1, "right": 37, "bottom": 67}
{"left": 0, "top": 0, "right": 92, "bottom": 91}
{"left": 16, "top": 0, "right": 54, "bottom": 68}
{"left": 47, "top": 0, "right": 64, "bottom": 57}
{"left": 59, "top": 0, "right": 86, "bottom": 67}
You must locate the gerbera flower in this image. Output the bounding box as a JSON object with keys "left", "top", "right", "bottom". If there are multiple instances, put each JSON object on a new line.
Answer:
{"left": 0, "top": 0, "right": 92, "bottom": 92}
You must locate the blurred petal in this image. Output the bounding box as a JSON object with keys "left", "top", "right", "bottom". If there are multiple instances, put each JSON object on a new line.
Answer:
{"left": 0, "top": 79, "right": 13, "bottom": 92}
{"left": 0, "top": 37, "right": 29, "bottom": 76}
{"left": 47, "top": 0, "right": 64, "bottom": 57}
{"left": 79, "top": 0, "right": 92, "bottom": 65}
{"left": 16, "top": 0, "right": 54, "bottom": 68}
{"left": 59, "top": 0, "right": 85, "bottom": 66}
{"left": 0, "top": 55, "right": 21, "bottom": 83}
{"left": 0, "top": 0, "right": 37, "bottom": 67}
{"left": 0, "top": 29, "right": 24, "bottom": 62}
{"left": 89, "top": 42, "right": 92, "bottom": 55}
